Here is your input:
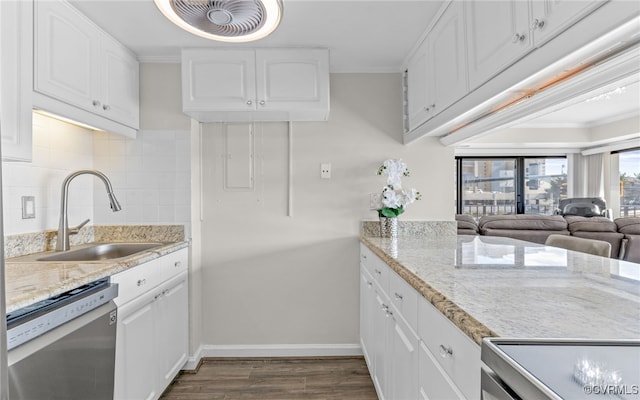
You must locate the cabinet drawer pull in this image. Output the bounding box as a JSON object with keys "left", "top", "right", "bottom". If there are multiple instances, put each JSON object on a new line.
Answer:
{"left": 439, "top": 344, "right": 453, "bottom": 358}
{"left": 259, "top": 100, "right": 266, "bottom": 105}
{"left": 512, "top": 33, "right": 526, "bottom": 43}
{"left": 174, "top": 261, "right": 181, "bottom": 268}
{"left": 367, "top": 281, "right": 373, "bottom": 287}
{"left": 92, "top": 100, "right": 101, "bottom": 107}
{"left": 102, "top": 104, "right": 111, "bottom": 111}
{"left": 532, "top": 18, "right": 545, "bottom": 30}
{"left": 394, "top": 292, "right": 403, "bottom": 301}
{"left": 374, "top": 269, "right": 382, "bottom": 275}
{"left": 246, "top": 100, "right": 253, "bottom": 105}
{"left": 137, "top": 278, "right": 146, "bottom": 287}
{"left": 381, "top": 303, "right": 389, "bottom": 311}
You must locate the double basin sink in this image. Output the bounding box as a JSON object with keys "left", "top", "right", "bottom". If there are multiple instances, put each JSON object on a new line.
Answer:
{"left": 12, "top": 242, "right": 166, "bottom": 263}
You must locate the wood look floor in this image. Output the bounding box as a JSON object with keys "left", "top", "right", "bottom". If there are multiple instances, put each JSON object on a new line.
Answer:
{"left": 160, "top": 357, "right": 379, "bottom": 400}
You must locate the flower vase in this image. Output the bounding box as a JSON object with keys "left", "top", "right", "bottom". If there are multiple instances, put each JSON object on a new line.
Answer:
{"left": 379, "top": 217, "right": 398, "bottom": 239}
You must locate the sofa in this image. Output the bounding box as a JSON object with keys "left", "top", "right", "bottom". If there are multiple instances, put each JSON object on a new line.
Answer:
{"left": 477, "top": 215, "right": 569, "bottom": 244}
{"left": 457, "top": 214, "right": 640, "bottom": 262}
{"left": 615, "top": 217, "right": 640, "bottom": 263}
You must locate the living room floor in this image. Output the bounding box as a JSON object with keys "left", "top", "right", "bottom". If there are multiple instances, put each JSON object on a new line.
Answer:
{"left": 160, "top": 357, "right": 378, "bottom": 399}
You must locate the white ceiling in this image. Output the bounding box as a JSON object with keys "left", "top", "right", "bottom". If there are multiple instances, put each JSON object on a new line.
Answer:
{"left": 70, "top": 0, "right": 639, "bottom": 134}
{"left": 70, "top": 0, "right": 444, "bottom": 72}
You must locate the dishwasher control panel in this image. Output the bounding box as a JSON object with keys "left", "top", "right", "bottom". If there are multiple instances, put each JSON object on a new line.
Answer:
{"left": 7, "top": 282, "right": 118, "bottom": 350}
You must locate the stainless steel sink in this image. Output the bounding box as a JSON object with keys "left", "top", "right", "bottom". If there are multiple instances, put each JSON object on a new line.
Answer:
{"left": 35, "top": 243, "right": 165, "bottom": 262}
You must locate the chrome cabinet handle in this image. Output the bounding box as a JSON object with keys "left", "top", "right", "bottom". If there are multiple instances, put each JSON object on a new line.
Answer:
{"left": 512, "top": 33, "right": 525, "bottom": 43}
{"left": 374, "top": 269, "right": 382, "bottom": 275}
{"left": 137, "top": 278, "right": 146, "bottom": 287}
{"left": 532, "top": 18, "right": 545, "bottom": 30}
{"left": 103, "top": 104, "right": 110, "bottom": 111}
{"left": 174, "top": 261, "right": 181, "bottom": 268}
{"left": 92, "top": 100, "right": 101, "bottom": 107}
{"left": 394, "top": 292, "right": 403, "bottom": 301}
{"left": 439, "top": 344, "right": 453, "bottom": 358}
{"left": 259, "top": 100, "right": 266, "bottom": 105}
{"left": 246, "top": 100, "right": 253, "bottom": 105}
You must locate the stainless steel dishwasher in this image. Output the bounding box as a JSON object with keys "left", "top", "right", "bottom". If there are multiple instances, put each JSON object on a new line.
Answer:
{"left": 6, "top": 278, "right": 118, "bottom": 400}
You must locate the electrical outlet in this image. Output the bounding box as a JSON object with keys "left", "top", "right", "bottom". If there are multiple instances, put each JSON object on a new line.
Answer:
{"left": 321, "top": 163, "right": 331, "bottom": 179}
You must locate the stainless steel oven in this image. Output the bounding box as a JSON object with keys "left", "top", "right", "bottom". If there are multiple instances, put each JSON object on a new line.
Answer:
{"left": 6, "top": 278, "right": 118, "bottom": 400}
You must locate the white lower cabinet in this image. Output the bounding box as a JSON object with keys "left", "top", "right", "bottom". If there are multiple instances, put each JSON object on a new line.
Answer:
{"left": 112, "top": 248, "right": 189, "bottom": 400}
{"left": 359, "top": 244, "right": 480, "bottom": 400}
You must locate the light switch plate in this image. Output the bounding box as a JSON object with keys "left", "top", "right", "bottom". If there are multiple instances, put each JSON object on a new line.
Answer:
{"left": 21, "top": 196, "right": 36, "bottom": 219}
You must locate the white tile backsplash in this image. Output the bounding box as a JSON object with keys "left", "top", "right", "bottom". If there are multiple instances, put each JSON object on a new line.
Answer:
{"left": 92, "top": 130, "right": 191, "bottom": 234}
{"left": 2, "top": 113, "right": 96, "bottom": 235}
{"left": 2, "top": 114, "right": 191, "bottom": 237}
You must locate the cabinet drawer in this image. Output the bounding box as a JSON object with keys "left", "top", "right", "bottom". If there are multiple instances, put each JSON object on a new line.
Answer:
{"left": 389, "top": 270, "right": 418, "bottom": 334}
{"left": 419, "top": 341, "right": 465, "bottom": 400}
{"left": 360, "top": 244, "right": 389, "bottom": 294}
{"left": 160, "top": 248, "right": 188, "bottom": 282}
{"left": 111, "top": 260, "right": 163, "bottom": 306}
{"left": 418, "top": 297, "right": 481, "bottom": 400}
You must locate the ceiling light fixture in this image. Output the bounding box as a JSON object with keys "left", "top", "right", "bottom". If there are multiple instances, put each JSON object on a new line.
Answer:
{"left": 153, "top": 0, "right": 283, "bottom": 43}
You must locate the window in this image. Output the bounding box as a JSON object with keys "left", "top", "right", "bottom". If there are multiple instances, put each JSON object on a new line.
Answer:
{"left": 618, "top": 148, "right": 640, "bottom": 217}
{"left": 456, "top": 157, "right": 567, "bottom": 218}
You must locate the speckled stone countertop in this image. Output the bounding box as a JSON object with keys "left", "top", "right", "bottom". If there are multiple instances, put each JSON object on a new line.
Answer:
{"left": 361, "top": 234, "right": 640, "bottom": 345}
{"left": 5, "top": 225, "right": 188, "bottom": 313}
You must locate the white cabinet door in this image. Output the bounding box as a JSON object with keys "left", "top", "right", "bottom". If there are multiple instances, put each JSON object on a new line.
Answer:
{"left": 156, "top": 272, "right": 189, "bottom": 390}
{"left": 372, "top": 287, "right": 390, "bottom": 400}
{"left": 465, "top": 1, "right": 532, "bottom": 90}
{"left": 0, "top": 0, "right": 32, "bottom": 162}
{"left": 427, "top": 1, "right": 468, "bottom": 115}
{"left": 406, "top": 38, "right": 431, "bottom": 131}
{"left": 101, "top": 35, "right": 140, "bottom": 129}
{"left": 115, "top": 293, "right": 158, "bottom": 400}
{"left": 255, "top": 49, "right": 329, "bottom": 114}
{"left": 388, "top": 310, "right": 419, "bottom": 400}
{"left": 531, "top": 0, "right": 608, "bottom": 46}
{"left": 182, "top": 49, "right": 257, "bottom": 112}
{"left": 34, "top": 0, "right": 100, "bottom": 113}
{"left": 360, "top": 268, "right": 376, "bottom": 367}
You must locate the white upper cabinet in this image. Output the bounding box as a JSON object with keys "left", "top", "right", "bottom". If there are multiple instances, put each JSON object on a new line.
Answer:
{"left": 530, "top": 0, "right": 608, "bottom": 46}
{"left": 406, "top": 39, "right": 430, "bottom": 131}
{"left": 406, "top": 1, "right": 467, "bottom": 131}
{"left": 465, "top": 1, "right": 532, "bottom": 91}
{"left": 34, "top": 0, "right": 139, "bottom": 136}
{"left": 182, "top": 49, "right": 257, "bottom": 112}
{"left": 426, "top": 1, "right": 468, "bottom": 117}
{"left": 182, "top": 48, "right": 330, "bottom": 122}
{"left": 0, "top": 0, "right": 33, "bottom": 162}
{"left": 101, "top": 35, "right": 140, "bottom": 127}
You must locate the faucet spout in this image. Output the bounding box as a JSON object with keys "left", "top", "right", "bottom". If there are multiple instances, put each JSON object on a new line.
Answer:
{"left": 56, "top": 169, "right": 122, "bottom": 251}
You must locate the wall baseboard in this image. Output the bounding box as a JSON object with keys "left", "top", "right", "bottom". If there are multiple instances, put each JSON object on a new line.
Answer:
{"left": 183, "top": 343, "right": 363, "bottom": 371}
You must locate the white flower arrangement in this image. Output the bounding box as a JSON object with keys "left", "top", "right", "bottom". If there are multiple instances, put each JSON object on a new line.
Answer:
{"left": 376, "top": 159, "right": 421, "bottom": 218}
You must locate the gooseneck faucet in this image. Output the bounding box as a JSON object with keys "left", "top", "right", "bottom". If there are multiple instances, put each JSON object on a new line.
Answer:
{"left": 56, "top": 169, "right": 122, "bottom": 251}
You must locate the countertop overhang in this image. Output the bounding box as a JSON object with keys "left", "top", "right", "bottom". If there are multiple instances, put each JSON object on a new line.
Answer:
{"left": 361, "top": 234, "right": 640, "bottom": 345}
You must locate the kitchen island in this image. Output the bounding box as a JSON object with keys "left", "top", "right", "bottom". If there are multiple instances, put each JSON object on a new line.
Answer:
{"left": 360, "top": 233, "right": 640, "bottom": 400}
{"left": 362, "top": 234, "right": 640, "bottom": 342}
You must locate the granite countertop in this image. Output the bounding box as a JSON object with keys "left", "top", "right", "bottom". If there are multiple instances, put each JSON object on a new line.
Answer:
{"left": 4, "top": 225, "right": 189, "bottom": 313}
{"left": 361, "top": 234, "right": 640, "bottom": 345}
